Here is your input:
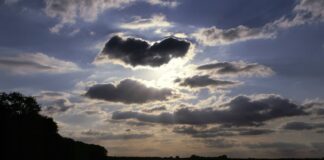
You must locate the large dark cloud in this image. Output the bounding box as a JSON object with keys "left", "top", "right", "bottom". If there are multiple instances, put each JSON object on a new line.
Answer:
{"left": 197, "top": 61, "right": 273, "bottom": 77}
{"left": 85, "top": 79, "right": 173, "bottom": 104}
{"left": 173, "top": 126, "right": 274, "bottom": 138}
{"left": 176, "top": 75, "right": 237, "bottom": 88}
{"left": 98, "top": 35, "right": 191, "bottom": 67}
{"left": 282, "top": 122, "right": 324, "bottom": 131}
{"left": 112, "top": 95, "right": 307, "bottom": 126}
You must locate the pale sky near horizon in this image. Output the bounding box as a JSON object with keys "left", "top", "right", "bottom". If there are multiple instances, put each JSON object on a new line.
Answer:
{"left": 0, "top": 0, "right": 324, "bottom": 158}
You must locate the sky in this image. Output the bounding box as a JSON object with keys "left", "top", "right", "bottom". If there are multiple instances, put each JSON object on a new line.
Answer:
{"left": 0, "top": 0, "right": 324, "bottom": 158}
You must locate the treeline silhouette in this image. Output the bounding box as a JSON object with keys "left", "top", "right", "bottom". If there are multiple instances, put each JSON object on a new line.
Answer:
{"left": 0, "top": 92, "right": 107, "bottom": 160}
{"left": 107, "top": 155, "right": 323, "bottom": 160}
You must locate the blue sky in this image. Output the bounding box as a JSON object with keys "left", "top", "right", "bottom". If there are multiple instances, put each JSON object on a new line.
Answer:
{"left": 1, "top": 0, "right": 324, "bottom": 158}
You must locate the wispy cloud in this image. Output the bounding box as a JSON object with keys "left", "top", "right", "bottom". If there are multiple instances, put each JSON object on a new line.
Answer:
{"left": 193, "top": 0, "right": 324, "bottom": 46}
{"left": 146, "top": 0, "right": 179, "bottom": 8}
{"left": 45, "top": 0, "right": 135, "bottom": 33}
{"left": 120, "top": 14, "right": 172, "bottom": 30}
{"left": 0, "top": 52, "right": 80, "bottom": 74}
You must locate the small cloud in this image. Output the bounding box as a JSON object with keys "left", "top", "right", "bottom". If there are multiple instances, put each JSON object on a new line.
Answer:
{"left": 68, "top": 28, "right": 81, "bottom": 36}
{"left": 89, "top": 31, "right": 96, "bottom": 36}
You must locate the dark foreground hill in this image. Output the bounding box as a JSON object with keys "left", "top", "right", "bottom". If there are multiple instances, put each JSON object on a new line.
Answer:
{"left": 0, "top": 92, "right": 107, "bottom": 160}
{"left": 108, "top": 156, "right": 324, "bottom": 160}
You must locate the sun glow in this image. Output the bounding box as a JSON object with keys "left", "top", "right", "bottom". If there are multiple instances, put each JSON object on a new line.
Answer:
{"left": 140, "top": 45, "right": 197, "bottom": 89}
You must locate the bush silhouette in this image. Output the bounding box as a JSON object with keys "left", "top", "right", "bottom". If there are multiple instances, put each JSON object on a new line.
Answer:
{"left": 0, "top": 92, "right": 107, "bottom": 160}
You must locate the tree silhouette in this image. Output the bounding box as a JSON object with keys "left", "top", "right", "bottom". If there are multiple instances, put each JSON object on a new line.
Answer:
{"left": 0, "top": 92, "right": 107, "bottom": 160}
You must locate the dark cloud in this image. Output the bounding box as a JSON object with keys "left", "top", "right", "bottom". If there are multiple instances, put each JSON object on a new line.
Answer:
{"left": 246, "top": 142, "right": 308, "bottom": 150}
{"left": 41, "top": 98, "right": 74, "bottom": 115}
{"left": 84, "top": 110, "right": 100, "bottom": 115}
{"left": 173, "top": 126, "right": 274, "bottom": 138}
{"left": 85, "top": 79, "right": 173, "bottom": 104}
{"left": 142, "top": 106, "right": 167, "bottom": 113}
{"left": 312, "top": 142, "right": 324, "bottom": 150}
{"left": 176, "top": 75, "right": 237, "bottom": 88}
{"left": 36, "top": 91, "right": 75, "bottom": 115}
{"left": 112, "top": 111, "right": 174, "bottom": 124}
{"left": 81, "top": 130, "right": 153, "bottom": 140}
{"left": 112, "top": 95, "right": 306, "bottom": 126}
{"left": 98, "top": 35, "right": 191, "bottom": 67}
{"left": 245, "top": 141, "right": 320, "bottom": 158}
{"left": 238, "top": 128, "right": 274, "bottom": 136}
{"left": 282, "top": 122, "right": 324, "bottom": 130}
{"left": 316, "top": 108, "right": 324, "bottom": 115}
{"left": 125, "top": 121, "right": 155, "bottom": 127}
{"left": 197, "top": 61, "right": 273, "bottom": 77}
{"left": 202, "top": 138, "right": 237, "bottom": 148}
{"left": 173, "top": 126, "right": 235, "bottom": 138}
{"left": 316, "top": 130, "right": 324, "bottom": 134}
{"left": 108, "top": 119, "right": 155, "bottom": 127}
